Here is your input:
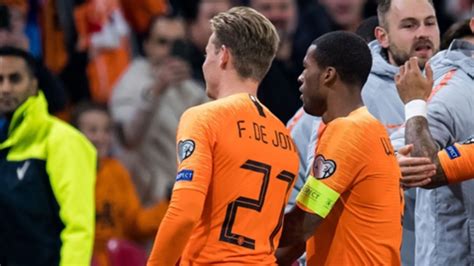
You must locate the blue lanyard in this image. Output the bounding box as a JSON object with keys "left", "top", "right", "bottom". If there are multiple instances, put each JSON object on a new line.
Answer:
{"left": 0, "top": 117, "right": 7, "bottom": 130}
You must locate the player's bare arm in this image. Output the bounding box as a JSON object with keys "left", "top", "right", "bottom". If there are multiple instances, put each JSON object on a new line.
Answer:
{"left": 395, "top": 57, "right": 448, "bottom": 188}
{"left": 276, "top": 207, "right": 322, "bottom": 265}
{"left": 397, "top": 144, "right": 436, "bottom": 188}
{"left": 406, "top": 117, "right": 449, "bottom": 189}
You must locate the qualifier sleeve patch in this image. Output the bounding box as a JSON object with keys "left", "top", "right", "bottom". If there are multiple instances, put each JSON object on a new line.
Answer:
{"left": 445, "top": 145, "right": 461, "bottom": 160}
{"left": 176, "top": 169, "right": 194, "bottom": 182}
{"left": 296, "top": 176, "right": 340, "bottom": 218}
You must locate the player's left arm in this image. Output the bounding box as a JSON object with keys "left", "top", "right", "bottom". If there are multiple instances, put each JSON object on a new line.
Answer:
{"left": 147, "top": 189, "right": 206, "bottom": 266}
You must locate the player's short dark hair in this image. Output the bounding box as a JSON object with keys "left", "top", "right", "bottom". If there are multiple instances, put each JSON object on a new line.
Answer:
{"left": 312, "top": 31, "right": 372, "bottom": 88}
{"left": 441, "top": 19, "right": 472, "bottom": 50}
{"left": 377, "top": 0, "right": 434, "bottom": 28}
{"left": 70, "top": 101, "right": 110, "bottom": 129}
{"left": 0, "top": 46, "right": 37, "bottom": 77}
{"left": 356, "top": 16, "right": 379, "bottom": 43}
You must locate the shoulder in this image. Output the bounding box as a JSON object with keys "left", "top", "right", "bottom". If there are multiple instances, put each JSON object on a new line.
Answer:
{"left": 181, "top": 94, "right": 250, "bottom": 125}
{"left": 102, "top": 157, "right": 127, "bottom": 171}
{"left": 125, "top": 58, "right": 149, "bottom": 76}
{"left": 430, "top": 70, "right": 474, "bottom": 107}
{"left": 326, "top": 108, "right": 383, "bottom": 139}
{"left": 364, "top": 72, "right": 396, "bottom": 92}
{"left": 171, "top": 80, "right": 208, "bottom": 104}
{"left": 289, "top": 110, "right": 315, "bottom": 137}
{"left": 100, "top": 157, "right": 130, "bottom": 179}
{"left": 113, "top": 58, "right": 151, "bottom": 91}
{"left": 47, "top": 117, "right": 95, "bottom": 153}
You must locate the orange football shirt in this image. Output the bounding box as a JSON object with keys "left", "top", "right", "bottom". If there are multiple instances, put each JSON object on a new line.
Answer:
{"left": 297, "top": 107, "right": 403, "bottom": 266}
{"left": 438, "top": 138, "right": 474, "bottom": 184}
{"left": 171, "top": 93, "right": 299, "bottom": 264}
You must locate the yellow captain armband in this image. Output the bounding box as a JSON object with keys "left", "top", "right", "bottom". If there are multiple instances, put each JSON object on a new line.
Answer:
{"left": 296, "top": 176, "right": 340, "bottom": 218}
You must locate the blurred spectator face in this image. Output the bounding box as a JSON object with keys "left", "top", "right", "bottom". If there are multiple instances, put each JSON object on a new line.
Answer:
{"left": 445, "top": 0, "right": 472, "bottom": 20}
{"left": 319, "top": 0, "right": 366, "bottom": 30}
{"left": 190, "top": 0, "right": 231, "bottom": 51}
{"left": 7, "top": 7, "right": 25, "bottom": 34}
{"left": 77, "top": 109, "right": 112, "bottom": 159}
{"left": 377, "top": 0, "right": 440, "bottom": 68}
{"left": 0, "top": 6, "right": 28, "bottom": 50}
{"left": 144, "top": 17, "right": 186, "bottom": 65}
{"left": 0, "top": 30, "right": 29, "bottom": 50}
{"left": 0, "top": 55, "right": 37, "bottom": 114}
{"left": 250, "top": 0, "right": 297, "bottom": 39}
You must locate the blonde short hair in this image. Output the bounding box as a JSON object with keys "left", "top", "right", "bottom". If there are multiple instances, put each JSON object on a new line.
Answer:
{"left": 210, "top": 6, "right": 280, "bottom": 82}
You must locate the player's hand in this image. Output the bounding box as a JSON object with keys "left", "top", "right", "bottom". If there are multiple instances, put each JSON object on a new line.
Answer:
{"left": 395, "top": 57, "right": 434, "bottom": 104}
{"left": 150, "top": 57, "right": 191, "bottom": 95}
{"left": 397, "top": 144, "right": 436, "bottom": 188}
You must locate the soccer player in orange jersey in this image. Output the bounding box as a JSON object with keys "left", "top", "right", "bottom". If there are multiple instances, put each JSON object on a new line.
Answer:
{"left": 146, "top": 7, "right": 299, "bottom": 266}
{"left": 395, "top": 54, "right": 474, "bottom": 189}
{"left": 276, "top": 31, "right": 403, "bottom": 265}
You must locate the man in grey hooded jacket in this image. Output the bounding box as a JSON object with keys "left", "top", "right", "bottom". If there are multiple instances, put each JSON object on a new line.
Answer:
{"left": 360, "top": 0, "right": 440, "bottom": 265}
{"left": 392, "top": 23, "right": 474, "bottom": 263}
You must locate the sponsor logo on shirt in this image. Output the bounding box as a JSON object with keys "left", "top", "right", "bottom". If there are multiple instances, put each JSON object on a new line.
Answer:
{"left": 313, "top": 155, "right": 336, "bottom": 179}
{"left": 16, "top": 160, "right": 30, "bottom": 181}
{"left": 445, "top": 145, "right": 461, "bottom": 160}
{"left": 176, "top": 169, "right": 194, "bottom": 182}
{"left": 178, "top": 139, "right": 195, "bottom": 163}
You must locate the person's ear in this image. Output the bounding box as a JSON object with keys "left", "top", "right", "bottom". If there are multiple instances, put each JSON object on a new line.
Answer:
{"left": 322, "top": 67, "right": 337, "bottom": 87}
{"left": 219, "top": 45, "right": 229, "bottom": 69}
{"left": 375, "top": 26, "right": 390, "bottom": 49}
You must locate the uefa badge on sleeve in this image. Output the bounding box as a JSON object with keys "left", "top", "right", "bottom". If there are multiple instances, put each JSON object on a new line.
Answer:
{"left": 178, "top": 139, "right": 195, "bottom": 163}
{"left": 313, "top": 155, "right": 336, "bottom": 179}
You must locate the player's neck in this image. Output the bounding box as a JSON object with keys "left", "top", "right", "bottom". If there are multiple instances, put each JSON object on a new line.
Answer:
{"left": 214, "top": 75, "right": 259, "bottom": 99}
{"left": 323, "top": 87, "right": 363, "bottom": 124}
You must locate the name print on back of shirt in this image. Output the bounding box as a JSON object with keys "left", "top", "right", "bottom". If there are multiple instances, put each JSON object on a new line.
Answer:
{"left": 236, "top": 120, "right": 296, "bottom": 152}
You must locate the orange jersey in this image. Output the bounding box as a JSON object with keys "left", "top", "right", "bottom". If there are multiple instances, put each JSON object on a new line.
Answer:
{"left": 438, "top": 137, "right": 474, "bottom": 184}
{"left": 173, "top": 93, "right": 298, "bottom": 264}
{"left": 94, "top": 158, "right": 168, "bottom": 266}
{"left": 297, "top": 107, "right": 403, "bottom": 265}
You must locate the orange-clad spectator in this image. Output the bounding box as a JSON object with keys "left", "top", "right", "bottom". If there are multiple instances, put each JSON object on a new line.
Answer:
{"left": 39, "top": 0, "right": 70, "bottom": 74}
{"left": 119, "top": 0, "right": 167, "bottom": 34}
{"left": 0, "top": 0, "right": 27, "bottom": 14}
{"left": 0, "top": 0, "right": 27, "bottom": 33}
{"left": 74, "top": 0, "right": 131, "bottom": 104}
{"left": 71, "top": 102, "right": 168, "bottom": 266}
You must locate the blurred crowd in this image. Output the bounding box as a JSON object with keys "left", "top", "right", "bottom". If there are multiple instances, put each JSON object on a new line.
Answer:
{"left": 0, "top": 0, "right": 472, "bottom": 265}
